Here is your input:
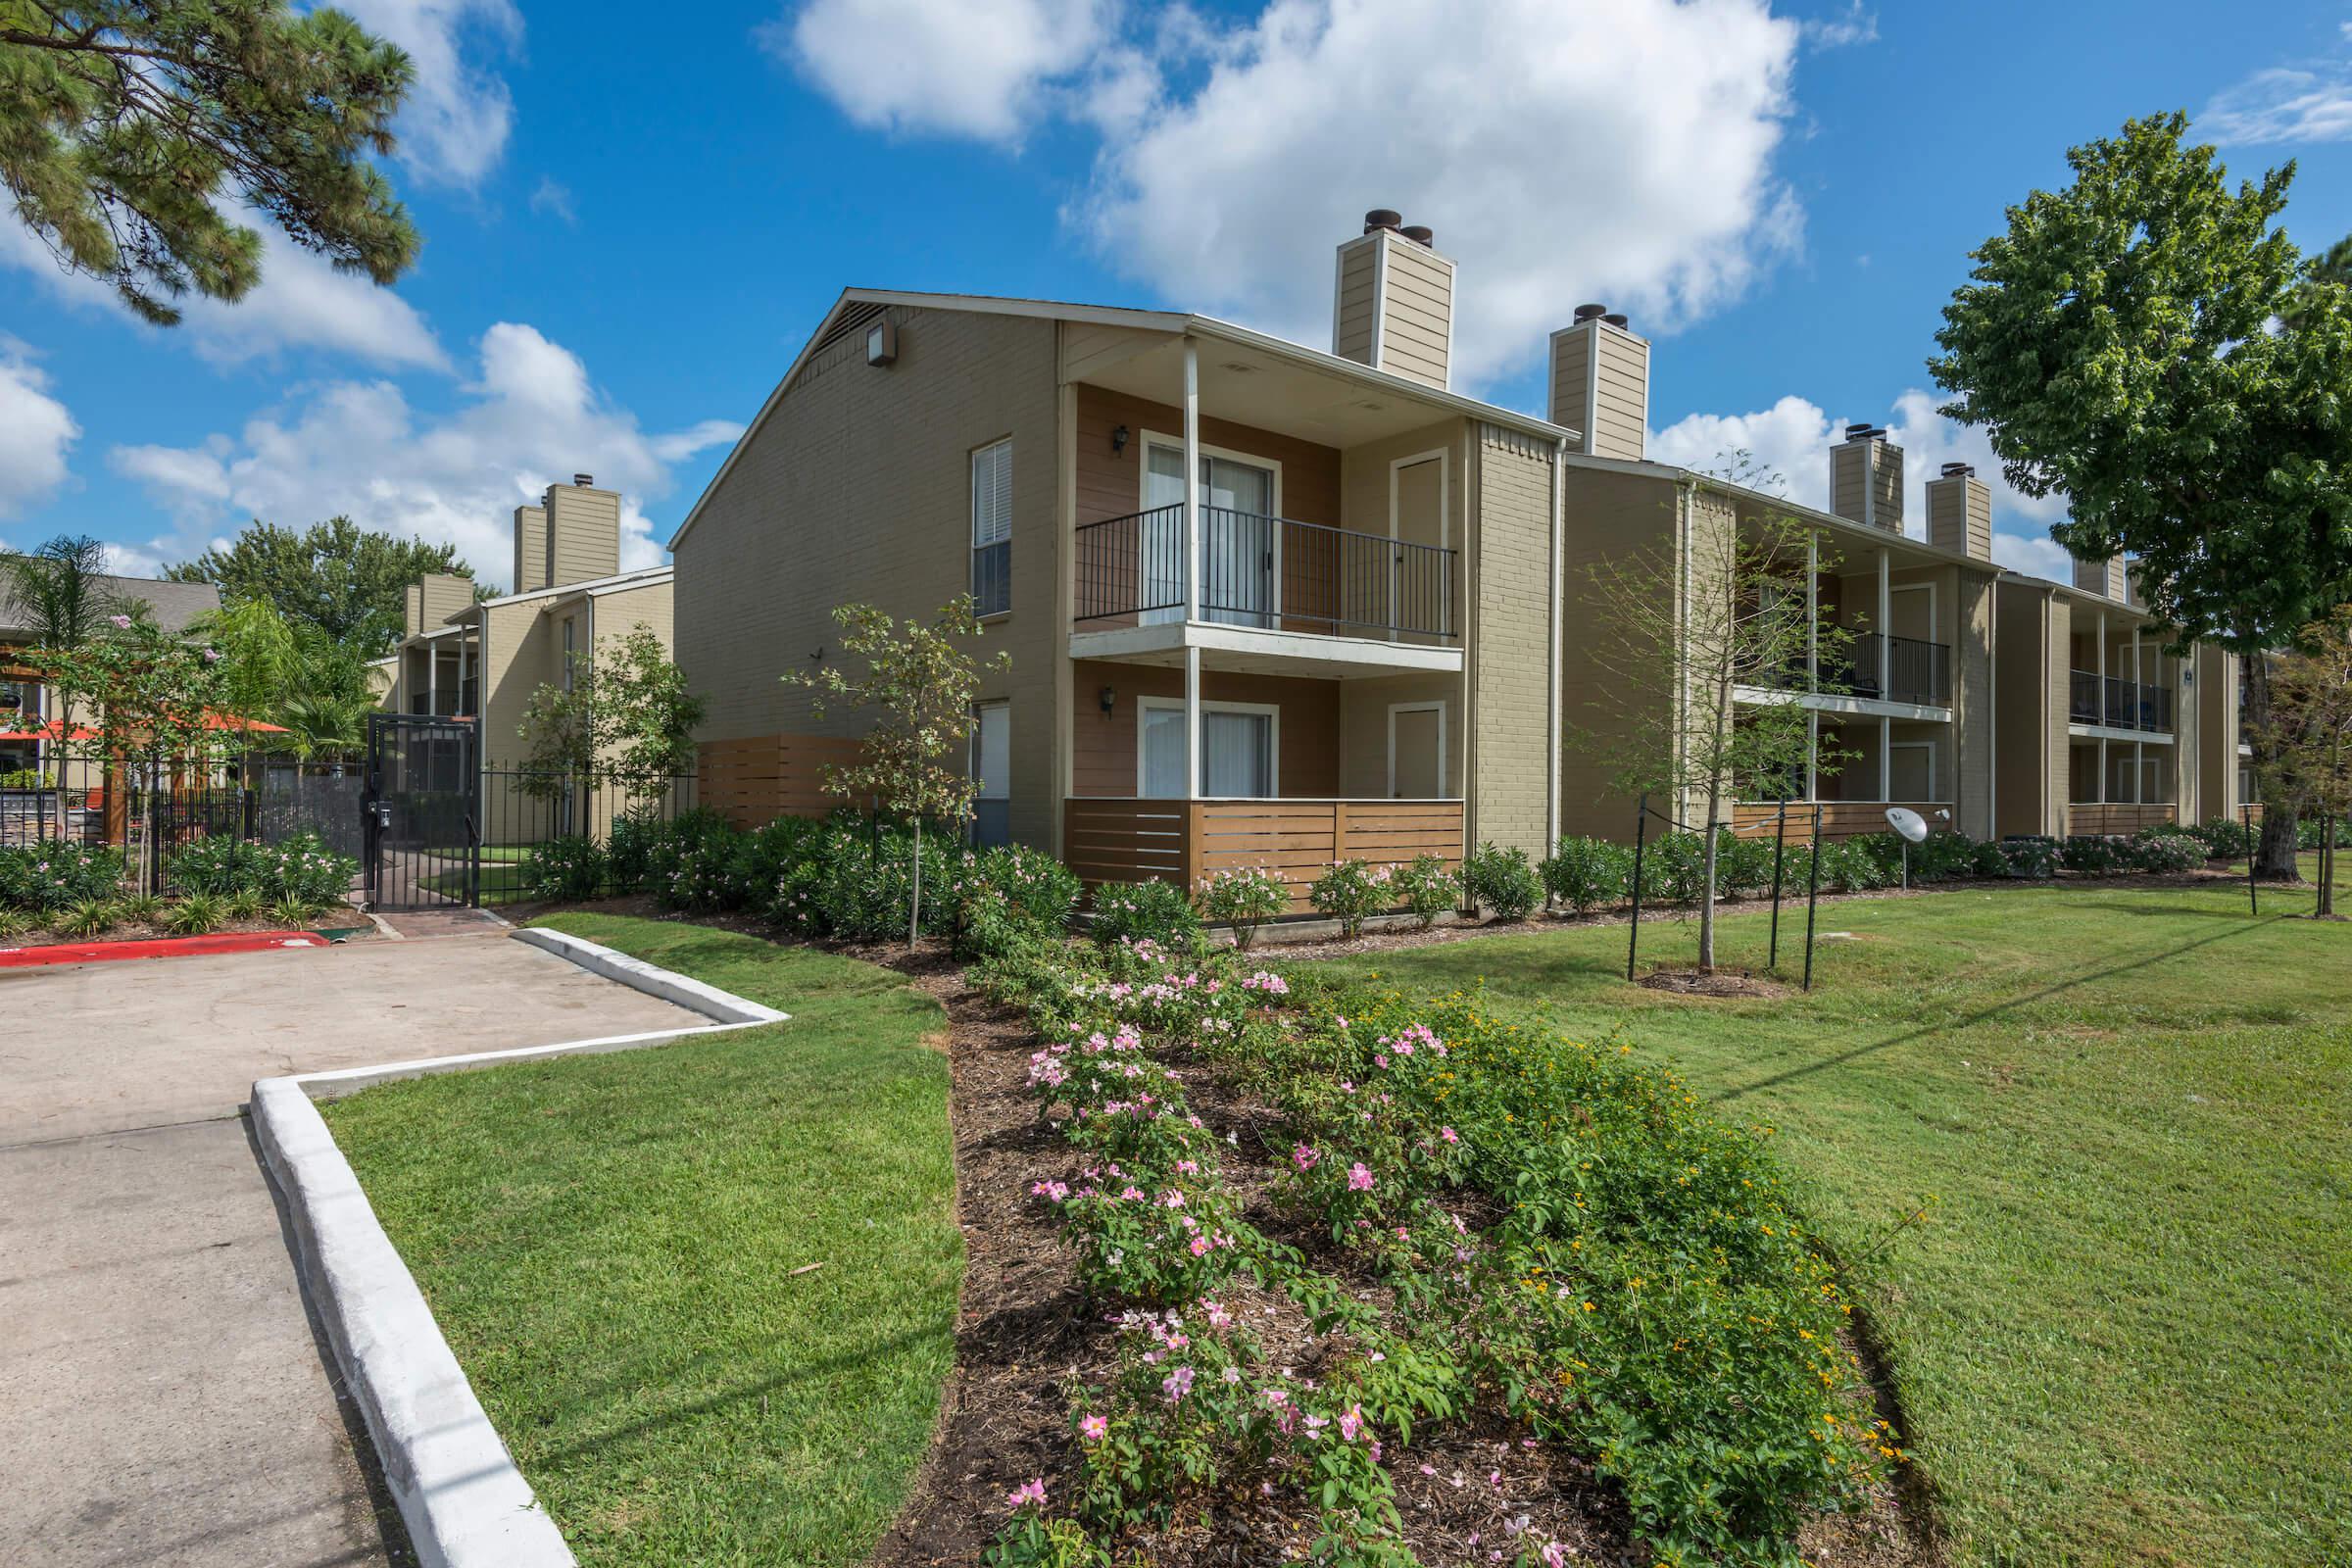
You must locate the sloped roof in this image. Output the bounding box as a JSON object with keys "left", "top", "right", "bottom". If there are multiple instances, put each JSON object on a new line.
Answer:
{"left": 0, "top": 572, "right": 220, "bottom": 639}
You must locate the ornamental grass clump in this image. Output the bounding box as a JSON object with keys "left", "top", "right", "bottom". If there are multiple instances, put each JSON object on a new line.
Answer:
{"left": 972, "top": 927, "right": 1895, "bottom": 1568}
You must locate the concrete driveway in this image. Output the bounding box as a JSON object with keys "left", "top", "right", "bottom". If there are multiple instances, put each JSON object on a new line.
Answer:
{"left": 0, "top": 933, "right": 704, "bottom": 1568}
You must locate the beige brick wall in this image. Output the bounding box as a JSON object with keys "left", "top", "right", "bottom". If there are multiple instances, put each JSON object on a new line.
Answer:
{"left": 674, "top": 304, "right": 1062, "bottom": 848}
{"left": 1952, "top": 565, "right": 1995, "bottom": 838}
{"left": 1468, "top": 425, "right": 1556, "bottom": 857}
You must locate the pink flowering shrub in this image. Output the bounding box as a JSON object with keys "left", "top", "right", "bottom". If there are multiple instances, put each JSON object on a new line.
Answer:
{"left": 1195, "top": 865, "right": 1288, "bottom": 950}
{"left": 1307, "top": 858, "right": 1399, "bottom": 938}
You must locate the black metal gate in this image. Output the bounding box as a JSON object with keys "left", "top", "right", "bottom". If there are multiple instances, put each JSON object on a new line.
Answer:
{"left": 364, "top": 713, "right": 480, "bottom": 910}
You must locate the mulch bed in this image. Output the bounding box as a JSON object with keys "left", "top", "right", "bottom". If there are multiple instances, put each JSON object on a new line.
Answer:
{"left": 853, "top": 942, "right": 1940, "bottom": 1568}
{"left": 1636, "top": 967, "right": 1789, "bottom": 999}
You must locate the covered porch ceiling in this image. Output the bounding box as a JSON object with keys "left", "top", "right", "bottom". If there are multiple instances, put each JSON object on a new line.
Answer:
{"left": 1068, "top": 327, "right": 1483, "bottom": 449}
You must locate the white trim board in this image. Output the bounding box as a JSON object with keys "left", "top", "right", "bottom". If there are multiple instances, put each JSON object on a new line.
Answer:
{"left": 251, "top": 928, "right": 788, "bottom": 1568}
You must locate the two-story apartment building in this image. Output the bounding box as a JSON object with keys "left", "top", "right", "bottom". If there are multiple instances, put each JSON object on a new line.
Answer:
{"left": 2, "top": 572, "right": 220, "bottom": 803}
{"left": 376, "top": 473, "right": 675, "bottom": 767}
{"left": 670, "top": 211, "right": 2253, "bottom": 906}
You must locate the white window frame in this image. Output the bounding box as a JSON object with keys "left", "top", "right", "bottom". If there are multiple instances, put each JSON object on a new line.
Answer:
{"left": 1139, "top": 431, "right": 1283, "bottom": 627}
{"left": 971, "top": 437, "right": 1013, "bottom": 615}
{"left": 1136, "top": 696, "right": 1281, "bottom": 799}
{"left": 1386, "top": 700, "right": 1447, "bottom": 799}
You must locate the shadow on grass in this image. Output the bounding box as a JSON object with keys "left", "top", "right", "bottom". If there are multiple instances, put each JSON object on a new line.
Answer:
{"left": 1713, "top": 913, "right": 2290, "bottom": 1102}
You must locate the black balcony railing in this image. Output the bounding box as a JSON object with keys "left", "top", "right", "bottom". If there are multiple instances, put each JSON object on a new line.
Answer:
{"left": 1073, "top": 506, "right": 1460, "bottom": 642}
{"left": 1808, "top": 632, "right": 1950, "bottom": 706}
{"left": 2071, "top": 670, "right": 2173, "bottom": 732}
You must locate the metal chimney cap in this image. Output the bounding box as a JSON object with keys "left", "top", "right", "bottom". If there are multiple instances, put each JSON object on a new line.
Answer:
{"left": 1601, "top": 312, "right": 1630, "bottom": 329}
{"left": 572, "top": 472, "right": 594, "bottom": 486}
{"left": 1842, "top": 423, "right": 1881, "bottom": 441}
{"left": 1399, "top": 223, "right": 1435, "bottom": 247}
{"left": 1939, "top": 462, "right": 1974, "bottom": 478}
{"left": 1573, "top": 303, "right": 1607, "bottom": 322}
{"left": 1362, "top": 208, "right": 1403, "bottom": 233}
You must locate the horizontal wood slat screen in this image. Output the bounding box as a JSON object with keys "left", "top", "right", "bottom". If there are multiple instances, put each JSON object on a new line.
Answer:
{"left": 698, "top": 734, "right": 866, "bottom": 828}
{"left": 1064, "top": 798, "right": 1463, "bottom": 913}
{"left": 2065, "top": 803, "right": 2178, "bottom": 837}
{"left": 1729, "top": 802, "right": 1953, "bottom": 844}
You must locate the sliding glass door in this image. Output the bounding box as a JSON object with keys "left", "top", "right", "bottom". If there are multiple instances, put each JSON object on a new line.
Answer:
{"left": 1139, "top": 699, "right": 1276, "bottom": 798}
{"left": 1142, "top": 446, "right": 1277, "bottom": 628}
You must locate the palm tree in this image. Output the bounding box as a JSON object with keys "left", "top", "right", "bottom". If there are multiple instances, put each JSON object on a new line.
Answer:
{"left": 1, "top": 536, "right": 123, "bottom": 837}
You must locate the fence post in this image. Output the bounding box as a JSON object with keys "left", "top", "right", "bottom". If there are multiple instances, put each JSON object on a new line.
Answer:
{"left": 1802, "top": 805, "right": 1825, "bottom": 992}
{"left": 1768, "top": 800, "right": 1788, "bottom": 969}
{"left": 1627, "top": 793, "right": 1648, "bottom": 982}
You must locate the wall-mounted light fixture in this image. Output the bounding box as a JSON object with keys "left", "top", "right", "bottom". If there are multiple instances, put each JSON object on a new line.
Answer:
{"left": 1110, "top": 423, "right": 1130, "bottom": 457}
{"left": 1100, "top": 685, "right": 1116, "bottom": 715}
{"left": 810, "top": 647, "right": 825, "bottom": 662}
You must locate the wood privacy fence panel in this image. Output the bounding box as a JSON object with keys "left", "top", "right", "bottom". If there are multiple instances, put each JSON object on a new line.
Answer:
{"left": 698, "top": 734, "right": 866, "bottom": 828}
{"left": 2065, "top": 802, "right": 2178, "bottom": 837}
{"left": 1729, "top": 801, "right": 1953, "bottom": 844}
{"left": 1065, "top": 798, "right": 1464, "bottom": 913}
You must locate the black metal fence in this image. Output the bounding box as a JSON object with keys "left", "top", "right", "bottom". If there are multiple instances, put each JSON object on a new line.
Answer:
{"left": 474, "top": 767, "right": 697, "bottom": 903}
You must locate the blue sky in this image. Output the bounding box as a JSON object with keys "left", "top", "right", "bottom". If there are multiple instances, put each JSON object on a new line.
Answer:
{"left": 6, "top": 0, "right": 2352, "bottom": 589}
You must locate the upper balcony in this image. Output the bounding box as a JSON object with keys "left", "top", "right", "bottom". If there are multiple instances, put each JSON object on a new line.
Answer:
{"left": 1074, "top": 503, "right": 1458, "bottom": 652}
{"left": 2069, "top": 670, "right": 2174, "bottom": 735}
{"left": 1744, "top": 630, "right": 1954, "bottom": 718}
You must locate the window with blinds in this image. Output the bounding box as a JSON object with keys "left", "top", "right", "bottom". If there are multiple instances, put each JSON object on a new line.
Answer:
{"left": 970, "top": 439, "right": 1012, "bottom": 615}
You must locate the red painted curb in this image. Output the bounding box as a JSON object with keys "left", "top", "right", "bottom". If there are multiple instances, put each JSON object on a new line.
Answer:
{"left": 0, "top": 930, "right": 330, "bottom": 968}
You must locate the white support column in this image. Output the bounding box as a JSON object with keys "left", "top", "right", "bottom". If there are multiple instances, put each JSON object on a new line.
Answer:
{"left": 1182, "top": 336, "right": 1202, "bottom": 802}
{"left": 2097, "top": 737, "right": 2108, "bottom": 805}
{"left": 1183, "top": 645, "right": 1201, "bottom": 803}
{"left": 1806, "top": 710, "right": 1819, "bottom": 803}
{"left": 428, "top": 643, "right": 439, "bottom": 716}
{"left": 2096, "top": 611, "right": 2108, "bottom": 725}
{"left": 1880, "top": 713, "right": 1891, "bottom": 803}
{"left": 1877, "top": 548, "right": 1891, "bottom": 697}
{"left": 1806, "top": 534, "right": 1820, "bottom": 692}
{"left": 2135, "top": 740, "right": 2146, "bottom": 804}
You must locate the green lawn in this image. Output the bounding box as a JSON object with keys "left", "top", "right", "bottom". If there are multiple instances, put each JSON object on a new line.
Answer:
{"left": 322, "top": 913, "right": 959, "bottom": 1565}
{"left": 1320, "top": 868, "right": 2351, "bottom": 1568}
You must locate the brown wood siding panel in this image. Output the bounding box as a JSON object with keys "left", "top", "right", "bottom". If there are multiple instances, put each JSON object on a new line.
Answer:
{"left": 1729, "top": 800, "right": 1954, "bottom": 843}
{"left": 1069, "top": 660, "right": 1340, "bottom": 798}
{"left": 2066, "top": 803, "right": 2177, "bottom": 836}
{"left": 1064, "top": 798, "right": 1465, "bottom": 911}
{"left": 697, "top": 733, "right": 867, "bottom": 827}
{"left": 1073, "top": 385, "right": 1345, "bottom": 528}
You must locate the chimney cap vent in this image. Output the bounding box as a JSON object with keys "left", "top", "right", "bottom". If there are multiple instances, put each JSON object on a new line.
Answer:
{"left": 1939, "top": 462, "right": 1974, "bottom": 478}
{"left": 1362, "top": 208, "right": 1402, "bottom": 233}
{"left": 1573, "top": 302, "right": 1607, "bottom": 322}
{"left": 1399, "top": 223, "right": 1434, "bottom": 246}
{"left": 1842, "top": 423, "right": 1884, "bottom": 442}
{"left": 572, "top": 472, "right": 594, "bottom": 487}
{"left": 1602, "top": 312, "right": 1630, "bottom": 329}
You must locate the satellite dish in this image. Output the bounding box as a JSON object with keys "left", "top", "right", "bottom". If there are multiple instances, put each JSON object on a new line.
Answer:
{"left": 1886, "top": 807, "right": 1929, "bottom": 844}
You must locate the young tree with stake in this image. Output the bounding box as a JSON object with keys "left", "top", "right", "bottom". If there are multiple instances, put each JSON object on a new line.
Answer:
{"left": 2252, "top": 607, "right": 2352, "bottom": 917}
{"left": 783, "top": 598, "right": 1007, "bottom": 946}
{"left": 1570, "top": 473, "right": 1854, "bottom": 974}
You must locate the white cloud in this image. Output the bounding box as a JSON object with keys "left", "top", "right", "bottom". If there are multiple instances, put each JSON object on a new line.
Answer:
{"left": 1649, "top": 386, "right": 2078, "bottom": 578}
{"left": 2199, "top": 65, "right": 2352, "bottom": 146}
{"left": 1801, "top": 1, "right": 1877, "bottom": 49}
{"left": 770, "top": 0, "right": 1110, "bottom": 142}
{"left": 0, "top": 216, "right": 446, "bottom": 371}
{"left": 339, "top": 0, "right": 526, "bottom": 185}
{"left": 108, "top": 324, "right": 743, "bottom": 588}
{"left": 0, "top": 340, "right": 79, "bottom": 518}
{"left": 529, "top": 176, "right": 578, "bottom": 224}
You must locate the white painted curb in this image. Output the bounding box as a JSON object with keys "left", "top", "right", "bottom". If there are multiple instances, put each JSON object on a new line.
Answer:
{"left": 252, "top": 927, "right": 791, "bottom": 1568}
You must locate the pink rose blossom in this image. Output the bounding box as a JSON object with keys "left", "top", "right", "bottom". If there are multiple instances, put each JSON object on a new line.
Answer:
{"left": 1005, "top": 1477, "right": 1047, "bottom": 1509}
{"left": 1079, "top": 1414, "right": 1108, "bottom": 1442}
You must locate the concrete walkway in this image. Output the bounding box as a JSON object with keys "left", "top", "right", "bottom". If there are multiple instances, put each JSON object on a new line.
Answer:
{"left": 0, "top": 935, "right": 703, "bottom": 1567}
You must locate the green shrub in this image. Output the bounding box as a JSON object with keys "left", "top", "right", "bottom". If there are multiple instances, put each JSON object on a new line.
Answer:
{"left": 2130, "top": 828, "right": 2205, "bottom": 873}
{"left": 725, "top": 815, "right": 825, "bottom": 908}
{"left": 2187, "top": 815, "right": 2252, "bottom": 858}
{"left": 1461, "top": 840, "right": 1542, "bottom": 921}
{"left": 1089, "top": 878, "right": 1200, "bottom": 948}
{"left": 1913, "top": 829, "right": 1980, "bottom": 882}
{"left": 168, "top": 832, "right": 354, "bottom": 906}
{"left": 1195, "top": 865, "right": 1288, "bottom": 950}
{"left": 1307, "top": 858, "right": 1396, "bottom": 938}
{"left": 2061, "top": 835, "right": 2125, "bottom": 874}
{"left": 644, "top": 808, "right": 747, "bottom": 911}
{"left": 269, "top": 897, "right": 318, "bottom": 927}
{"left": 119, "top": 892, "right": 165, "bottom": 925}
{"left": 1714, "top": 829, "right": 1777, "bottom": 899}
{"left": 1541, "top": 835, "right": 1631, "bottom": 915}
{"left": 605, "top": 808, "right": 665, "bottom": 894}
{"left": 522, "top": 834, "right": 608, "bottom": 902}
{"left": 0, "top": 842, "right": 123, "bottom": 910}
{"left": 1970, "top": 839, "right": 2013, "bottom": 878}
{"left": 1810, "top": 838, "right": 1890, "bottom": 894}
{"left": 1650, "top": 830, "right": 1708, "bottom": 904}
{"left": 2298, "top": 815, "right": 2352, "bottom": 849}
{"left": 2000, "top": 835, "right": 2061, "bottom": 879}
{"left": 773, "top": 821, "right": 963, "bottom": 941}
{"left": 1391, "top": 854, "right": 1459, "bottom": 929}
{"left": 953, "top": 845, "right": 1083, "bottom": 961}
{"left": 0, "top": 766, "right": 43, "bottom": 789}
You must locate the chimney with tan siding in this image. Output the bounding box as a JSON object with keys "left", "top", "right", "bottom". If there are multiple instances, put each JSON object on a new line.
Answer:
{"left": 2072, "top": 553, "right": 2126, "bottom": 599}
{"left": 1925, "top": 462, "right": 1992, "bottom": 560}
{"left": 1546, "top": 303, "right": 1649, "bottom": 461}
{"left": 1830, "top": 424, "right": 1904, "bottom": 533}
{"left": 513, "top": 503, "right": 550, "bottom": 593}
{"left": 416, "top": 572, "right": 473, "bottom": 629}
{"left": 1331, "top": 210, "right": 1455, "bottom": 390}
{"left": 513, "top": 472, "right": 621, "bottom": 594}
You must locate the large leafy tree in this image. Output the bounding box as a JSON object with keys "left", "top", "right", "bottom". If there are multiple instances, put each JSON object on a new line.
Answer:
{"left": 168, "top": 516, "right": 476, "bottom": 655}
{"left": 1929, "top": 111, "right": 2352, "bottom": 880}
{"left": 0, "top": 1, "right": 419, "bottom": 323}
